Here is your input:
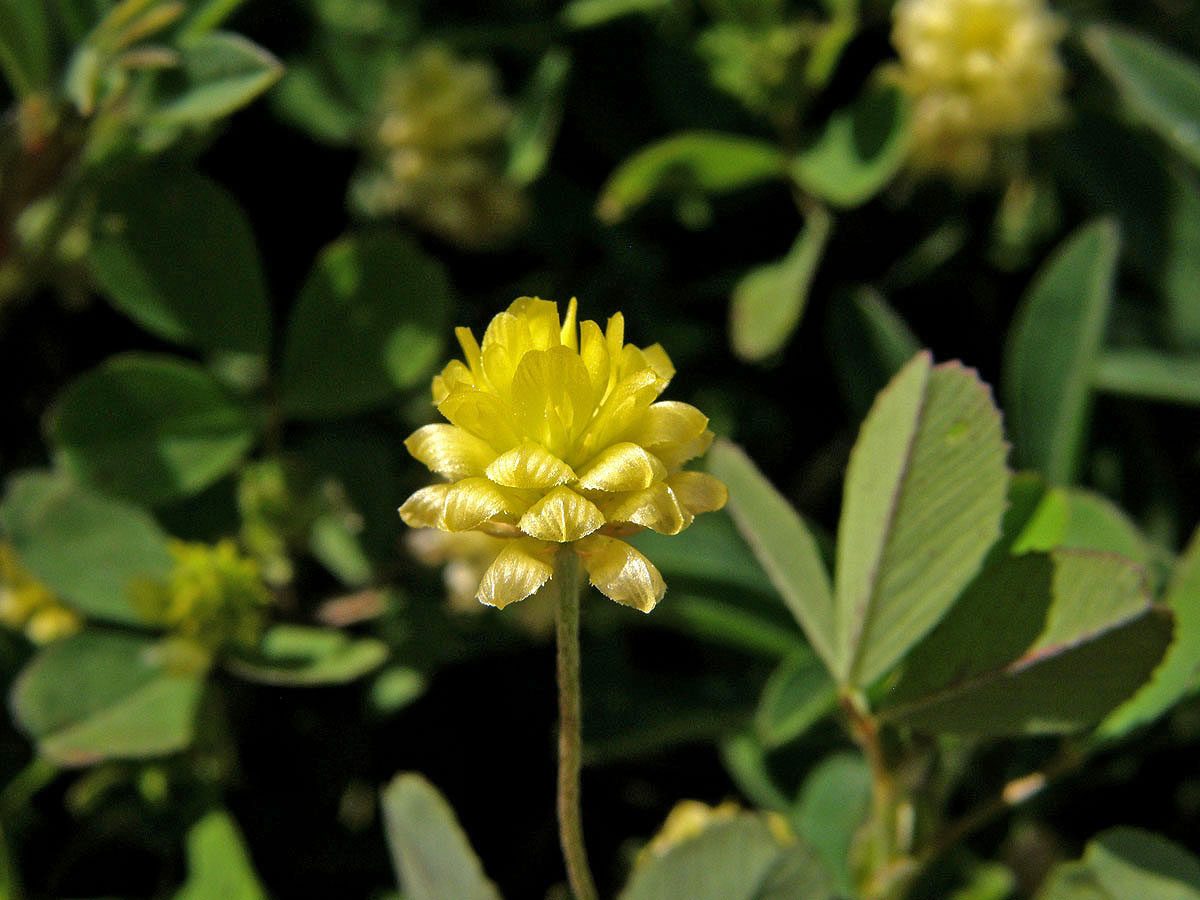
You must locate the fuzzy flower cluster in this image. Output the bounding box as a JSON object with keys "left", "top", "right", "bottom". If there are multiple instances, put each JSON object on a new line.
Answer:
{"left": 0, "top": 542, "right": 81, "bottom": 644}
{"left": 131, "top": 540, "right": 272, "bottom": 655}
{"left": 399, "top": 297, "right": 727, "bottom": 613}
{"left": 350, "top": 44, "right": 528, "bottom": 249}
{"left": 891, "top": 0, "right": 1067, "bottom": 180}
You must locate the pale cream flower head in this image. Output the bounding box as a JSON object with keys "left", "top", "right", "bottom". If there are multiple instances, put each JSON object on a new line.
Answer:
{"left": 892, "top": 0, "right": 1068, "bottom": 180}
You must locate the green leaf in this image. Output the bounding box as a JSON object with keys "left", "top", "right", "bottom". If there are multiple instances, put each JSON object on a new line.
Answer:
{"left": 11, "top": 631, "right": 205, "bottom": 766}
{"left": 89, "top": 168, "right": 271, "bottom": 357}
{"left": 506, "top": 48, "right": 571, "bottom": 185}
{"left": 754, "top": 650, "right": 837, "bottom": 747}
{"left": 597, "top": 132, "right": 786, "bottom": 223}
{"left": 620, "top": 812, "right": 833, "bottom": 900}
{"left": 561, "top": 0, "right": 672, "bottom": 29}
{"left": 0, "top": 470, "right": 172, "bottom": 625}
{"left": 1014, "top": 486, "right": 1154, "bottom": 567}
{"left": 381, "top": 773, "right": 502, "bottom": 900}
{"left": 1037, "top": 862, "right": 1108, "bottom": 900}
{"left": 370, "top": 666, "right": 427, "bottom": 714}
{"left": 270, "top": 61, "right": 361, "bottom": 145}
{"left": 720, "top": 732, "right": 793, "bottom": 812}
{"left": 1097, "top": 523, "right": 1200, "bottom": 740}
{"left": 0, "top": 0, "right": 52, "bottom": 95}
{"left": 177, "top": 0, "right": 252, "bottom": 43}
{"left": 1085, "top": 828, "right": 1200, "bottom": 900}
{"left": 174, "top": 811, "right": 267, "bottom": 900}
{"left": 826, "top": 286, "right": 921, "bottom": 415}
{"left": 730, "top": 205, "right": 833, "bottom": 361}
{"left": 792, "top": 752, "right": 871, "bottom": 899}
{"left": 663, "top": 594, "right": 808, "bottom": 659}
{"left": 707, "top": 440, "right": 837, "bottom": 674}
{"left": 1093, "top": 350, "right": 1200, "bottom": 405}
{"left": 1039, "top": 828, "right": 1200, "bottom": 900}
{"left": 949, "top": 863, "right": 1017, "bottom": 900}
{"left": 630, "top": 510, "right": 778, "bottom": 599}
{"left": 880, "top": 552, "right": 1173, "bottom": 735}
{"left": 1084, "top": 26, "right": 1200, "bottom": 170}
{"left": 279, "top": 232, "right": 453, "bottom": 420}
{"left": 309, "top": 513, "right": 373, "bottom": 586}
{"left": 226, "top": 625, "right": 387, "bottom": 686}
{"left": 149, "top": 32, "right": 283, "bottom": 127}
{"left": 50, "top": 354, "right": 257, "bottom": 506}
{"left": 791, "top": 83, "right": 912, "bottom": 209}
{"left": 1004, "top": 219, "right": 1120, "bottom": 484}
{"left": 834, "top": 353, "right": 1009, "bottom": 687}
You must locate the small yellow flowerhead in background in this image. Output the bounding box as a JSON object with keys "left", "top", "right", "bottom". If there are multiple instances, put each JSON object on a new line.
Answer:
{"left": 400, "top": 297, "right": 728, "bottom": 612}
{"left": 350, "top": 44, "right": 529, "bottom": 249}
{"left": 131, "top": 539, "right": 272, "bottom": 656}
{"left": 0, "top": 541, "right": 82, "bottom": 644}
{"left": 891, "top": 0, "right": 1067, "bottom": 181}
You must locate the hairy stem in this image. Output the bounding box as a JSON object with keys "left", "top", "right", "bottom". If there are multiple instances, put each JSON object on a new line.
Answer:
{"left": 556, "top": 547, "right": 599, "bottom": 900}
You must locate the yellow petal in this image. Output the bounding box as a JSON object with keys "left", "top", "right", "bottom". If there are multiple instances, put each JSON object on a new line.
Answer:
{"left": 455, "top": 326, "right": 483, "bottom": 376}
{"left": 438, "top": 390, "right": 521, "bottom": 449}
{"left": 579, "top": 319, "right": 611, "bottom": 404}
{"left": 431, "top": 359, "right": 475, "bottom": 404}
{"left": 578, "top": 369, "right": 667, "bottom": 460}
{"left": 576, "top": 442, "right": 667, "bottom": 492}
{"left": 576, "top": 535, "right": 665, "bottom": 612}
{"left": 511, "top": 346, "right": 595, "bottom": 456}
{"left": 519, "top": 486, "right": 605, "bottom": 542}
{"left": 486, "top": 441, "right": 577, "bottom": 489}
{"left": 507, "top": 296, "right": 563, "bottom": 349}
{"left": 640, "top": 343, "right": 676, "bottom": 381}
{"left": 605, "top": 311, "right": 625, "bottom": 361}
{"left": 477, "top": 539, "right": 554, "bottom": 609}
{"left": 441, "top": 478, "right": 515, "bottom": 531}
{"left": 634, "top": 401, "right": 709, "bottom": 450}
{"left": 405, "top": 424, "right": 496, "bottom": 480}
{"left": 668, "top": 471, "right": 728, "bottom": 515}
{"left": 656, "top": 430, "right": 715, "bottom": 471}
{"left": 399, "top": 479, "right": 513, "bottom": 532}
{"left": 604, "top": 482, "right": 690, "bottom": 535}
{"left": 560, "top": 297, "right": 579, "bottom": 351}
{"left": 398, "top": 483, "right": 454, "bottom": 529}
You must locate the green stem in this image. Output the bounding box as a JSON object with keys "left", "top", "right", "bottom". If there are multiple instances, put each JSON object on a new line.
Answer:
{"left": 555, "top": 547, "right": 599, "bottom": 900}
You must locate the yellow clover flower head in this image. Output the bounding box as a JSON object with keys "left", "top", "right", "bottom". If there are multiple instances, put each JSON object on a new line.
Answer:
{"left": 132, "top": 539, "right": 272, "bottom": 654}
{"left": 399, "top": 297, "right": 728, "bottom": 613}
{"left": 891, "top": 0, "right": 1067, "bottom": 181}
{"left": 0, "top": 541, "right": 82, "bottom": 644}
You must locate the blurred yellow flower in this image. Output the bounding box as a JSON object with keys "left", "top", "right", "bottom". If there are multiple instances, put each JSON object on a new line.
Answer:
{"left": 0, "top": 541, "right": 82, "bottom": 644}
{"left": 406, "top": 528, "right": 558, "bottom": 636}
{"left": 399, "top": 297, "right": 727, "bottom": 613}
{"left": 891, "top": 0, "right": 1067, "bottom": 181}
{"left": 131, "top": 539, "right": 272, "bottom": 654}
{"left": 351, "top": 44, "right": 528, "bottom": 249}
{"left": 636, "top": 800, "right": 794, "bottom": 866}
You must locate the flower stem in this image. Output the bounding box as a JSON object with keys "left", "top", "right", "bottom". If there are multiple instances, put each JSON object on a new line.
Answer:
{"left": 555, "top": 547, "right": 599, "bottom": 900}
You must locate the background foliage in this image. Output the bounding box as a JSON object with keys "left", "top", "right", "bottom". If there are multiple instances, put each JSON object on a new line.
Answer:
{"left": 2, "top": 0, "right": 1200, "bottom": 898}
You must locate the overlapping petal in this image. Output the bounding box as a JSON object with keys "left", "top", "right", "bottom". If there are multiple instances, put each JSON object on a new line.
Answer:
{"left": 576, "top": 443, "right": 667, "bottom": 492}
{"left": 405, "top": 424, "right": 496, "bottom": 480}
{"left": 399, "top": 478, "right": 514, "bottom": 532}
{"left": 519, "top": 487, "right": 605, "bottom": 542}
{"left": 667, "top": 471, "right": 729, "bottom": 517}
{"left": 604, "top": 482, "right": 690, "bottom": 535}
{"left": 477, "top": 539, "right": 554, "bottom": 608}
{"left": 486, "top": 442, "right": 576, "bottom": 489}
{"left": 576, "top": 534, "right": 665, "bottom": 612}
